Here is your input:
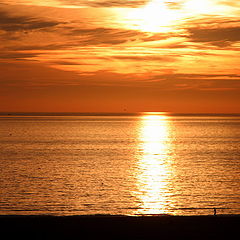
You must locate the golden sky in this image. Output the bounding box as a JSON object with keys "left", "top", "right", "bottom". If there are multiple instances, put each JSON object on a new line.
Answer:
{"left": 0, "top": 0, "right": 239, "bottom": 113}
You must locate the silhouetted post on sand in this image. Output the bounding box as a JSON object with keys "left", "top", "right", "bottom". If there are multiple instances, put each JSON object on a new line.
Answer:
{"left": 214, "top": 208, "right": 217, "bottom": 216}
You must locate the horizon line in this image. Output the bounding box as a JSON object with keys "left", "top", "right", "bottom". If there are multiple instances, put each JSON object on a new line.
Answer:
{"left": 0, "top": 112, "right": 240, "bottom": 116}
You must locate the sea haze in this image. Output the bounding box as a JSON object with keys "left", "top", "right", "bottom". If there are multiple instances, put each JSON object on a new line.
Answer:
{"left": 0, "top": 113, "right": 239, "bottom": 216}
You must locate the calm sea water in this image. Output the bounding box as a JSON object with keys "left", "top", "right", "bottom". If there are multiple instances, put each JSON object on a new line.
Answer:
{"left": 0, "top": 113, "right": 239, "bottom": 216}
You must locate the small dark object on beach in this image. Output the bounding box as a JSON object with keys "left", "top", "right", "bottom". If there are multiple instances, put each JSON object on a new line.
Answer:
{"left": 214, "top": 208, "right": 217, "bottom": 216}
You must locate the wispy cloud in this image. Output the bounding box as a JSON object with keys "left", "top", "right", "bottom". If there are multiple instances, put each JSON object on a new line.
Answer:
{"left": 188, "top": 27, "right": 240, "bottom": 47}
{"left": 59, "top": 0, "right": 149, "bottom": 8}
{"left": 68, "top": 27, "right": 145, "bottom": 45}
{"left": 219, "top": 1, "right": 240, "bottom": 8}
{"left": 0, "top": 9, "right": 61, "bottom": 32}
{"left": 0, "top": 51, "right": 38, "bottom": 60}
{"left": 150, "top": 73, "right": 240, "bottom": 91}
{"left": 1, "top": 0, "right": 149, "bottom": 8}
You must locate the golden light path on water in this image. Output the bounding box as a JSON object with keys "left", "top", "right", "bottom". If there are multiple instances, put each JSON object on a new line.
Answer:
{"left": 135, "top": 113, "right": 173, "bottom": 215}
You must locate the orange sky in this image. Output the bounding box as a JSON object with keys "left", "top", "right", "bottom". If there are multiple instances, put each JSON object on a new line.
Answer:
{"left": 0, "top": 0, "right": 239, "bottom": 113}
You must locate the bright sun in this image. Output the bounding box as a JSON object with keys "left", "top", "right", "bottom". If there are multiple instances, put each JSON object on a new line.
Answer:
{"left": 125, "top": 0, "right": 180, "bottom": 33}
{"left": 122, "top": 0, "right": 217, "bottom": 33}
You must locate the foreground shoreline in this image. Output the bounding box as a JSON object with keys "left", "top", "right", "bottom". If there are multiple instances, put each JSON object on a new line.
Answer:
{"left": 1, "top": 215, "right": 239, "bottom": 239}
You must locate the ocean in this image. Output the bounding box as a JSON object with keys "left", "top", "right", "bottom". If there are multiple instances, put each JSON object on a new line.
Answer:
{"left": 0, "top": 113, "right": 239, "bottom": 216}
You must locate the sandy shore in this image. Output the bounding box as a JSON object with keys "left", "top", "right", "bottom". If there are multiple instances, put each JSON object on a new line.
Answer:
{"left": 1, "top": 215, "right": 239, "bottom": 239}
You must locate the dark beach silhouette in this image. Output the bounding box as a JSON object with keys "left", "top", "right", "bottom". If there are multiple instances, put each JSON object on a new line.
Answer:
{"left": 0, "top": 215, "right": 239, "bottom": 240}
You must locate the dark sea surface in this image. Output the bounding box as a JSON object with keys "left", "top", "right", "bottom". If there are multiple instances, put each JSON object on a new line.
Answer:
{"left": 0, "top": 113, "right": 239, "bottom": 216}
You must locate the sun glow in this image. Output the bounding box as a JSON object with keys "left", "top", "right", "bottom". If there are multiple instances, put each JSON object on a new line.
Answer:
{"left": 125, "top": 0, "right": 181, "bottom": 33}
{"left": 121, "top": 0, "right": 224, "bottom": 33}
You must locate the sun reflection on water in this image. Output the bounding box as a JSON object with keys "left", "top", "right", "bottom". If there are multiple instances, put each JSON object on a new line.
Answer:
{"left": 135, "top": 113, "right": 172, "bottom": 215}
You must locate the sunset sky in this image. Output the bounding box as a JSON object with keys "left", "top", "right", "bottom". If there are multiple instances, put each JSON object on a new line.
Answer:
{"left": 0, "top": 0, "right": 239, "bottom": 113}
